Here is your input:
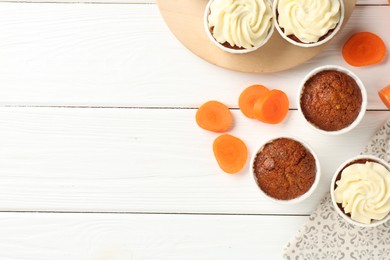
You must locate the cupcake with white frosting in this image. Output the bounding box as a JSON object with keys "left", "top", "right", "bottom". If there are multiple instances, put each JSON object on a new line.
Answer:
{"left": 331, "top": 155, "right": 390, "bottom": 227}
{"left": 204, "top": 0, "right": 274, "bottom": 54}
{"left": 273, "top": 0, "right": 344, "bottom": 47}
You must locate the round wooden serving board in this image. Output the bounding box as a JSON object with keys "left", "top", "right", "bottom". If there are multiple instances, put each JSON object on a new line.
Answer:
{"left": 157, "top": 0, "right": 356, "bottom": 73}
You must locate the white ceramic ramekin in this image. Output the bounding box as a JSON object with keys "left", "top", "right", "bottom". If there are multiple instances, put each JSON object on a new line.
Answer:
{"left": 250, "top": 136, "right": 321, "bottom": 204}
{"left": 204, "top": 0, "right": 274, "bottom": 54}
{"left": 273, "top": 0, "right": 345, "bottom": 48}
{"left": 297, "top": 65, "right": 367, "bottom": 135}
{"left": 330, "top": 155, "right": 390, "bottom": 227}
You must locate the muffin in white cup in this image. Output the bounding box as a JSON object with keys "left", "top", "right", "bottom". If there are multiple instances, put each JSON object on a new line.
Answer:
{"left": 273, "top": 0, "right": 344, "bottom": 47}
{"left": 251, "top": 136, "right": 321, "bottom": 204}
{"left": 297, "top": 65, "right": 367, "bottom": 135}
{"left": 204, "top": 0, "right": 274, "bottom": 54}
{"left": 330, "top": 155, "right": 390, "bottom": 227}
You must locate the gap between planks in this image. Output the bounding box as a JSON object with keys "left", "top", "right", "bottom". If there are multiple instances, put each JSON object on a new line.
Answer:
{"left": 0, "top": 210, "right": 310, "bottom": 216}
{"left": 0, "top": 1, "right": 154, "bottom": 4}
{"left": 0, "top": 105, "right": 388, "bottom": 112}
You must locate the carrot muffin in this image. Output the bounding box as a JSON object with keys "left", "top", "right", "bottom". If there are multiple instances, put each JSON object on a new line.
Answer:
{"left": 334, "top": 158, "right": 390, "bottom": 224}
{"left": 276, "top": 0, "right": 341, "bottom": 44}
{"left": 253, "top": 138, "right": 316, "bottom": 200}
{"left": 207, "top": 0, "right": 273, "bottom": 50}
{"left": 300, "top": 70, "right": 362, "bottom": 131}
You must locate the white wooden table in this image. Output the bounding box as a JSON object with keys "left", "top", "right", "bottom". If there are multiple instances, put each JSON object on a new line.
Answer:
{"left": 0, "top": 0, "right": 388, "bottom": 259}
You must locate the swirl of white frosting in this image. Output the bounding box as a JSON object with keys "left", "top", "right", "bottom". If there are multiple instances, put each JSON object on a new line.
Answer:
{"left": 277, "top": 0, "right": 341, "bottom": 43}
{"left": 208, "top": 0, "right": 273, "bottom": 49}
{"left": 334, "top": 162, "right": 390, "bottom": 224}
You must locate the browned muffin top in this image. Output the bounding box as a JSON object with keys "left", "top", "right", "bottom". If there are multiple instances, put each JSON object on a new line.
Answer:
{"left": 300, "top": 70, "right": 362, "bottom": 131}
{"left": 253, "top": 138, "right": 316, "bottom": 200}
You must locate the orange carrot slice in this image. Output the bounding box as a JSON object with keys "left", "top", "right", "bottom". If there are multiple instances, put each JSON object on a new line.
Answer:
{"left": 239, "top": 85, "right": 270, "bottom": 119}
{"left": 196, "top": 101, "right": 232, "bottom": 132}
{"left": 379, "top": 84, "right": 390, "bottom": 109}
{"left": 253, "top": 89, "right": 289, "bottom": 124}
{"left": 213, "top": 134, "right": 247, "bottom": 174}
{"left": 342, "top": 32, "right": 387, "bottom": 67}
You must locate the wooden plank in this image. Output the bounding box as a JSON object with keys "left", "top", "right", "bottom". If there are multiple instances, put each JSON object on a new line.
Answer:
{"left": 0, "top": 107, "right": 388, "bottom": 214}
{"left": 358, "top": 0, "right": 388, "bottom": 3}
{"left": 0, "top": 212, "right": 306, "bottom": 259}
{"left": 0, "top": 4, "right": 388, "bottom": 108}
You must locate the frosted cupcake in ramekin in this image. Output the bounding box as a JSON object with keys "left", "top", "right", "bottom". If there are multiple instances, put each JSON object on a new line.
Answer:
{"left": 273, "top": 0, "right": 344, "bottom": 47}
{"left": 204, "top": 0, "right": 274, "bottom": 54}
{"left": 330, "top": 155, "right": 390, "bottom": 227}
